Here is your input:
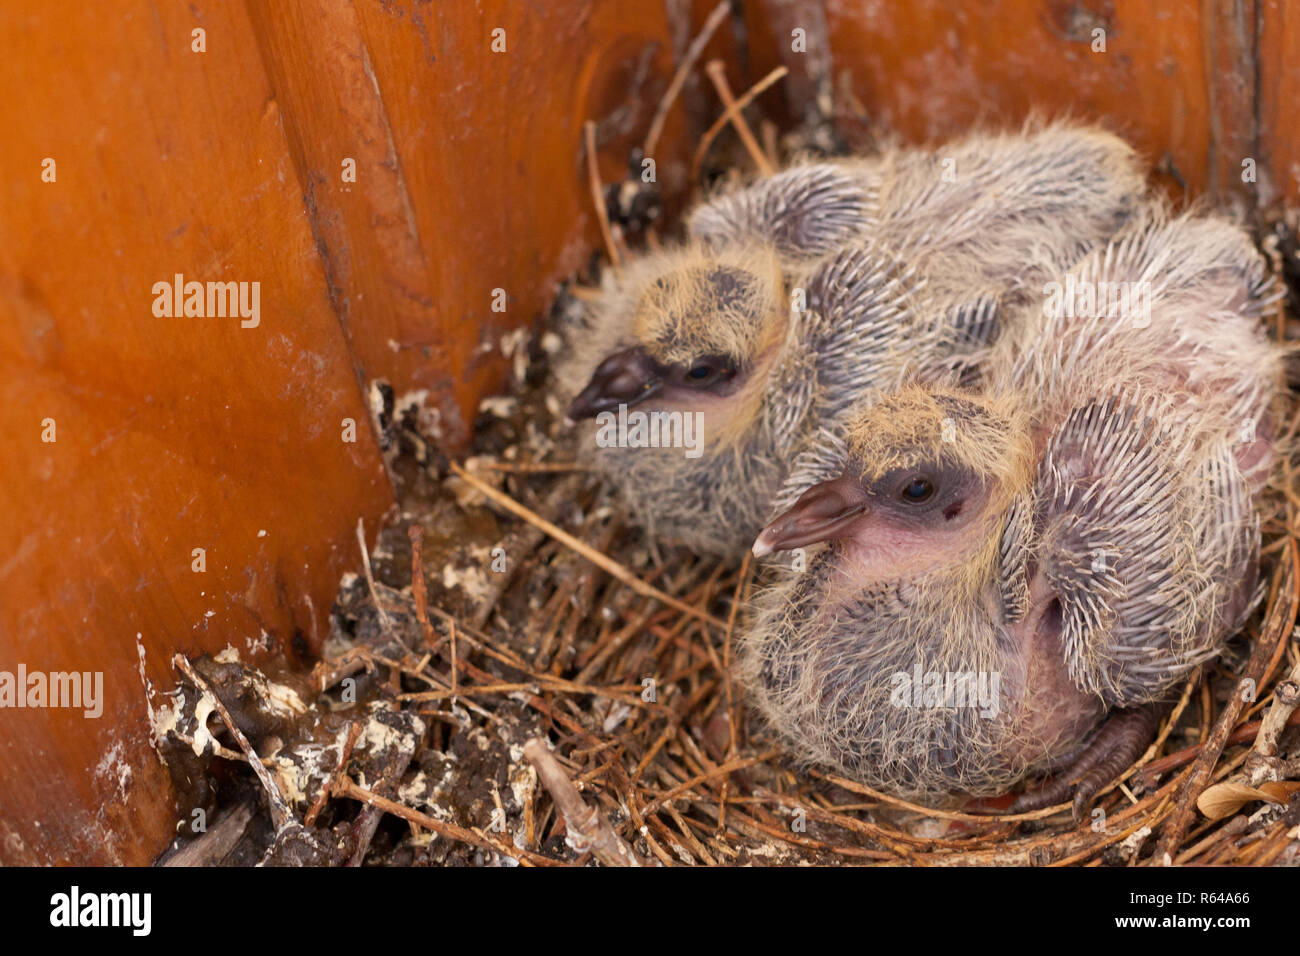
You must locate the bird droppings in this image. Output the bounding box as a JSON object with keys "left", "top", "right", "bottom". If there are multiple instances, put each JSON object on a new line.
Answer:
{"left": 94, "top": 740, "right": 135, "bottom": 804}
{"left": 440, "top": 544, "right": 494, "bottom": 607}
{"left": 478, "top": 395, "right": 518, "bottom": 419}
{"left": 188, "top": 690, "right": 219, "bottom": 758}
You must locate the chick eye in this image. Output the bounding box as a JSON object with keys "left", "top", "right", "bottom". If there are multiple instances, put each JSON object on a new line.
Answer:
{"left": 901, "top": 477, "right": 935, "bottom": 503}
{"left": 679, "top": 355, "right": 737, "bottom": 388}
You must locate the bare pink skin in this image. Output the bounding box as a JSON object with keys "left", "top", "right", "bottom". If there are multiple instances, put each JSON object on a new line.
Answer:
{"left": 1001, "top": 576, "right": 1104, "bottom": 771}
{"left": 754, "top": 473, "right": 1000, "bottom": 582}
{"left": 831, "top": 512, "right": 998, "bottom": 585}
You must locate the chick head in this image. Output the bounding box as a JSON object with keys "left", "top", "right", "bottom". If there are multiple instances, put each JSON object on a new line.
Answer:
{"left": 567, "top": 244, "right": 787, "bottom": 443}
{"left": 753, "top": 386, "right": 1031, "bottom": 583}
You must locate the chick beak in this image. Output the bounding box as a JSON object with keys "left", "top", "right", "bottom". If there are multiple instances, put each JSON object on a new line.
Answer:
{"left": 567, "top": 347, "right": 663, "bottom": 421}
{"left": 752, "top": 475, "right": 870, "bottom": 557}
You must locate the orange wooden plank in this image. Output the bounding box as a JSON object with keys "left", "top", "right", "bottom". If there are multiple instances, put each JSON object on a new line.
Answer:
{"left": 1259, "top": 0, "right": 1300, "bottom": 205}
{"left": 0, "top": 1, "right": 393, "bottom": 863}
{"left": 2, "top": 0, "right": 1287, "bottom": 868}
{"left": 1202, "top": 0, "right": 1259, "bottom": 202}
{"left": 747, "top": 0, "right": 1218, "bottom": 196}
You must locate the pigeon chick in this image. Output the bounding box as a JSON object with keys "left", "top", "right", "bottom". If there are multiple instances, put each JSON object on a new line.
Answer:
{"left": 559, "top": 121, "right": 1145, "bottom": 558}
{"left": 742, "top": 205, "right": 1286, "bottom": 815}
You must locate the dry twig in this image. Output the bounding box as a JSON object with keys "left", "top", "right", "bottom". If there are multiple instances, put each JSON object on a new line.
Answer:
{"left": 584, "top": 120, "right": 622, "bottom": 273}
{"left": 172, "top": 653, "right": 294, "bottom": 830}
{"left": 703, "top": 60, "right": 774, "bottom": 175}
{"left": 693, "top": 66, "right": 788, "bottom": 174}
{"left": 643, "top": 0, "right": 732, "bottom": 159}
{"left": 524, "top": 738, "right": 643, "bottom": 866}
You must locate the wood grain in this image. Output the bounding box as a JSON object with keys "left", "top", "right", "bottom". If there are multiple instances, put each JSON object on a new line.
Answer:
{"left": 746, "top": 0, "right": 1222, "bottom": 196}
{"left": 0, "top": 0, "right": 398, "bottom": 864}
{"left": 1259, "top": 0, "right": 1300, "bottom": 205}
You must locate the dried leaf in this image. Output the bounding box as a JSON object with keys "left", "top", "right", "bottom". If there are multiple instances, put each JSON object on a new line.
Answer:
{"left": 1257, "top": 780, "right": 1300, "bottom": 803}
{"left": 1197, "top": 781, "right": 1295, "bottom": 820}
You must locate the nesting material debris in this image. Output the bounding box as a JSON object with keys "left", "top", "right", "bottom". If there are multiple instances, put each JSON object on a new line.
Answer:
{"left": 150, "top": 284, "right": 1300, "bottom": 864}
{"left": 150, "top": 57, "right": 1300, "bottom": 865}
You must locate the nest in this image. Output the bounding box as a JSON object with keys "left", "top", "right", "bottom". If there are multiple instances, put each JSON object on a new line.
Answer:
{"left": 151, "top": 300, "right": 1300, "bottom": 865}
{"left": 153, "top": 15, "right": 1300, "bottom": 865}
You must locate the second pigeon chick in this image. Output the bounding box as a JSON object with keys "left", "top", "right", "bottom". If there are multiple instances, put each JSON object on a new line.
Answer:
{"left": 742, "top": 204, "right": 1285, "bottom": 814}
